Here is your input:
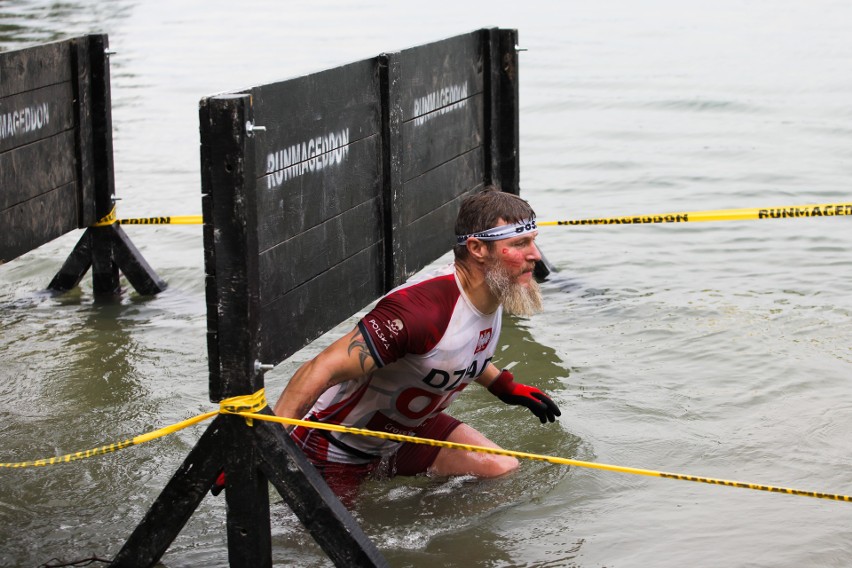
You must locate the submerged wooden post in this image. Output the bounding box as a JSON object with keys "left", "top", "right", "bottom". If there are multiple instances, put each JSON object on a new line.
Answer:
{"left": 47, "top": 34, "right": 166, "bottom": 297}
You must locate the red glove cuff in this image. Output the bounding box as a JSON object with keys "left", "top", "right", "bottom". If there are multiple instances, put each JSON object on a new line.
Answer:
{"left": 487, "top": 369, "right": 515, "bottom": 396}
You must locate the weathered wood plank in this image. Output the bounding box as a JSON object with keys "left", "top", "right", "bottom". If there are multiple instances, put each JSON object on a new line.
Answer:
{"left": 258, "top": 196, "right": 382, "bottom": 307}
{"left": 250, "top": 58, "right": 382, "bottom": 179}
{"left": 223, "top": 417, "right": 272, "bottom": 567}
{"left": 258, "top": 244, "right": 383, "bottom": 365}
{"left": 400, "top": 92, "right": 483, "bottom": 182}
{"left": 398, "top": 31, "right": 484, "bottom": 123}
{"left": 111, "top": 224, "right": 167, "bottom": 295}
{"left": 0, "top": 130, "right": 76, "bottom": 210}
{"left": 0, "top": 39, "right": 73, "bottom": 98}
{"left": 71, "top": 35, "right": 96, "bottom": 227}
{"left": 47, "top": 228, "right": 92, "bottom": 291}
{"left": 256, "top": 133, "right": 382, "bottom": 251}
{"left": 400, "top": 146, "right": 483, "bottom": 227}
{"left": 401, "top": 188, "right": 480, "bottom": 277}
{"left": 486, "top": 28, "right": 520, "bottom": 194}
{"left": 85, "top": 34, "right": 116, "bottom": 219}
{"left": 199, "top": 93, "right": 262, "bottom": 401}
{"left": 379, "top": 52, "right": 405, "bottom": 289}
{"left": 0, "top": 82, "right": 75, "bottom": 154}
{"left": 0, "top": 182, "right": 78, "bottom": 264}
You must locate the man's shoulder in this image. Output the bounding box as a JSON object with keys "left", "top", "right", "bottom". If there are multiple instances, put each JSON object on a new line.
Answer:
{"left": 367, "top": 267, "right": 461, "bottom": 356}
{"left": 383, "top": 270, "right": 459, "bottom": 318}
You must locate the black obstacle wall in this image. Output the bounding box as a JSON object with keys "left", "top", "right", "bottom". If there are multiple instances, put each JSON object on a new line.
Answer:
{"left": 201, "top": 58, "right": 386, "bottom": 402}
{"left": 0, "top": 35, "right": 105, "bottom": 264}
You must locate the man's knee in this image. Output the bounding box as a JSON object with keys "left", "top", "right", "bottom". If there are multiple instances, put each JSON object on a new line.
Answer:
{"left": 482, "top": 454, "right": 520, "bottom": 477}
{"left": 428, "top": 423, "right": 520, "bottom": 477}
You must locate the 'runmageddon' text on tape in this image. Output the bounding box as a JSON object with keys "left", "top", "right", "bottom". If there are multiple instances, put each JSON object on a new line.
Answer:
{"left": 538, "top": 202, "right": 852, "bottom": 226}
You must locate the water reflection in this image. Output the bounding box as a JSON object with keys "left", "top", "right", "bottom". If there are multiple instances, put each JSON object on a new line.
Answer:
{"left": 0, "top": 294, "right": 156, "bottom": 566}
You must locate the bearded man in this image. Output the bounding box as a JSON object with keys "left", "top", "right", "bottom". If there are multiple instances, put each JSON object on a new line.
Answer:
{"left": 273, "top": 187, "right": 561, "bottom": 503}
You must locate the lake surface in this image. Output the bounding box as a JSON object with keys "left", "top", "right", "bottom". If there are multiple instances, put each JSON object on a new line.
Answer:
{"left": 1, "top": 0, "right": 851, "bottom": 566}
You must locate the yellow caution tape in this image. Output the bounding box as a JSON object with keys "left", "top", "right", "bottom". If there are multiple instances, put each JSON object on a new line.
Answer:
{"left": 538, "top": 202, "right": 852, "bottom": 226}
{"left": 219, "top": 389, "right": 269, "bottom": 426}
{"left": 119, "top": 215, "right": 203, "bottom": 225}
{"left": 92, "top": 206, "right": 118, "bottom": 227}
{"left": 239, "top": 411, "right": 852, "bottom": 504}
{"left": 3, "top": 389, "right": 850, "bottom": 504}
{"left": 0, "top": 390, "right": 264, "bottom": 468}
{"left": 0, "top": 411, "right": 217, "bottom": 468}
{"left": 109, "top": 203, "right": 851, "bottom": 228}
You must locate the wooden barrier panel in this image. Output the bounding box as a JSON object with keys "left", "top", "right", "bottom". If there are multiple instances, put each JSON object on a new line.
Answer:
{"left": 0, "top": 35, "right": 165, "bottom": 295}
{"left": 0, "top": 36, "right": 95, "bottom": 264}
{"left": 201, "top": 58, "right": 385, "bottom": 400}
{"left": 384, "top": 28, "right": 520, "bottom": 285}
{"left": 201, "top": 29, "right": 520, "bottom": 390}
{"left": 253, "top": 59, "right": 385, "bottom": 369}
{"left": 388, "top": 30, "right": 487, "bottom": 283}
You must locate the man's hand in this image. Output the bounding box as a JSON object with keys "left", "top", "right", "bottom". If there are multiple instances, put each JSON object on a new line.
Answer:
{"left": 487, "top": 369, "right": 561, "bottom": 423}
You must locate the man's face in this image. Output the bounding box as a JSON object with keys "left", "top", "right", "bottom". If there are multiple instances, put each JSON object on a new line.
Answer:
{"left": 483, "top": 227, "right": 543, "bottom": 316}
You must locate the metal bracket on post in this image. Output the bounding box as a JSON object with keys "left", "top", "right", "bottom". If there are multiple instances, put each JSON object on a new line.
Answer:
{"left": 245, "top": 121, "right": 266, "bottom": 136}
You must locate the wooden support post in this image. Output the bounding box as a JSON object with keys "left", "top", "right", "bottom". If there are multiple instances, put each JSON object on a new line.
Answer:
{"left": 46, "top": 230, "right": 93, "bottom": 291}
{"left": 110, "top": 416, "right": 227, "bottom": 567}
{"left": 485, "top": 28, "right": 520, "bottom": 195}
{"left": 379, "top": 52, "right": 405, "bottom": 290}
{"left": 484, "top": 28, "right": 554, "bottom": 280}
{"left": 48, "top": 224, "right": 167, "bottom": 296}
{"left": 224, "top": 417, "right": 272, "bottom": 567}
{"left": 71, "top": 35, "right": 96, "bottom": 227}
{"left": 254, "top": 415, "right": 388, "bottom": 567}
{"left": 48, "top": 34, "right": 166, "bottom": 297}
{"left": 110, "top": 224, "right": 167, "bottom": 295}
{"left": 88, "top": 33, "right": 122, "bottom": 296}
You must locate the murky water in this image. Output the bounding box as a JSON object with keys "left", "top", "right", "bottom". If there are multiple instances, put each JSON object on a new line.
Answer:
{"left": 1, "top": 0, "right": 851, "bottom": 566}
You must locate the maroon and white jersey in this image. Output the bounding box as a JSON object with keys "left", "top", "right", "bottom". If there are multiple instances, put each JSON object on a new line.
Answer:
{"left": 297, "top": 263, "right": 502, "bottom": 464}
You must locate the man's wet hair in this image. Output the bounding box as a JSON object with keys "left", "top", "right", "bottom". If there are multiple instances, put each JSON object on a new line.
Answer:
{"left": 454, "top": 186, "right": 536, "bottom": 260}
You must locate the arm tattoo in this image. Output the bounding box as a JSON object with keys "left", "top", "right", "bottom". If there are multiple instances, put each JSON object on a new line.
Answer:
{"left": 347, "top": 331, "right": 374, "bottom": 373}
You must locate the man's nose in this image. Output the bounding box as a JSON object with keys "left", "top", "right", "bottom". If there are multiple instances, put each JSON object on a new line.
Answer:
{"left": 528, "top": 242, "right": 542, "bottom": 262}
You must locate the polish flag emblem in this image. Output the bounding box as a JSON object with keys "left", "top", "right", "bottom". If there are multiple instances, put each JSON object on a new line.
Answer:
{"left": 474, "top": 328, "right": 493, "bottom": 354}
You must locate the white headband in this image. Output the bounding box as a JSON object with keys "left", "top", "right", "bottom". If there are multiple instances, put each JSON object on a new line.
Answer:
{"left": 456, "top": 217, "right": 538, "bottom": 245}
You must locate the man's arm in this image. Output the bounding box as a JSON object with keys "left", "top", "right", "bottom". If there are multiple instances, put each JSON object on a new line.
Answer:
{"left": 475, "top": 361, "right": 501, "bottom": 388}
{"left": 273, "top": 327, "right": 377, "bottom": 422}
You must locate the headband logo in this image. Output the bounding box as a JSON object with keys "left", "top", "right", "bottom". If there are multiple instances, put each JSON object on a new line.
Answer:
{"left": 456, "top": 217, "right": 537, "bottom": 245}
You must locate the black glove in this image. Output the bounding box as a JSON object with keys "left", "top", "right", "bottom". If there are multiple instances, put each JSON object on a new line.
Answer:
{"left": 487, "top": 369, "right": 561, "bottom": 423}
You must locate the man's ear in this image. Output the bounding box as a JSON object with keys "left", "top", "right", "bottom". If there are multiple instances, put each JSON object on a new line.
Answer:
{"left": 466, "top": 238, "right": 490, "bottom": 264}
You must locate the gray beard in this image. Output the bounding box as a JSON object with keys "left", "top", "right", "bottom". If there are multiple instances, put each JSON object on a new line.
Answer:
{"left": 484, "top": 260, "right": 543, "bottom": 317}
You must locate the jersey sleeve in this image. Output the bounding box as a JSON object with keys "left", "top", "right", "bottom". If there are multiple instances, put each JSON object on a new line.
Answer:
{"left": 358, "top": 274, "right": 459, "bottom": 367}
